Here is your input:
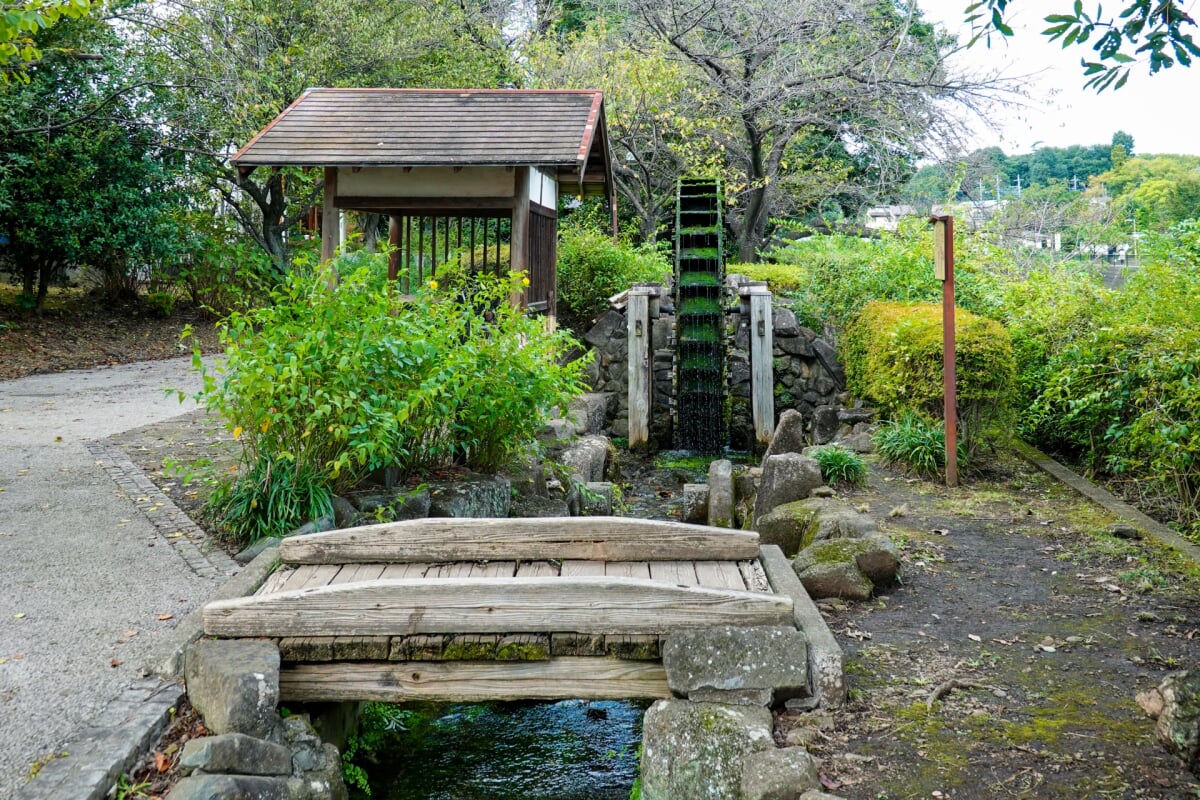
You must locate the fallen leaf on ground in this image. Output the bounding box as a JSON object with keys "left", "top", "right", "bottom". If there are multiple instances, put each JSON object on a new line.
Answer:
{"left": 156, "top": 613, "right": 174, "bottom": 621}
{"left": 12, "top": 613, "right": 25, "bottom": 619}
{"left": 110, "top": 659, "right": 124, "bottom": 667}
{"left": 968, "top": 634, "right": 982, "bottom": 642}
{"left": 154, "top": 751, "right": 170, "bottom": 772}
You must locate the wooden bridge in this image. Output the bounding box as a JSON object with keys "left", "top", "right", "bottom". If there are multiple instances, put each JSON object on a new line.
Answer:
{"left": 202, "top": 518, "right": 812, "bottom": 703}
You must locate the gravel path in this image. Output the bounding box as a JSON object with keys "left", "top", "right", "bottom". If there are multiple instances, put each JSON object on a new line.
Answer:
{"left": 0, "top": 357, "right": 224, "bottom": 797}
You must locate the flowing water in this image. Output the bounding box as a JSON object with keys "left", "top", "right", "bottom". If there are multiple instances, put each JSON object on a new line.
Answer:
{"left": 355, "top": 699, "right": 648, "bottom": 800}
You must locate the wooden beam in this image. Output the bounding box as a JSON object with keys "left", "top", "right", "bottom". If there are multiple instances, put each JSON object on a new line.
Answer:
{"left": 335, "top": 196, "right": 514, "bottom": 213}
{"left": 627, "top": 290, "right": 652, "bottom": 448}
{"left": 277, "top": 517, "right": 762, "bottom": 564}
{"left": 279, "top": 658, "right": 669, "bottom": 702}
{"left": 321, "top": 167, "right": 340, "bottom": 265}
{"left": 511, "top": 167, "right": 530, "bottom": 279}
{"left": 202, "top": 576, "right": 793, "bottom": 638}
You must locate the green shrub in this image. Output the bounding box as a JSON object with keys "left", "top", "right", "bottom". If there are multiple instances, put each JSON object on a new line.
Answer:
{"left": 191, "top": 259, "right": 582, "bottom": 543}
{"left": 206, "top": 455, "right": 333, "bottom": 544}
{"left": 728, "top": 261, "right": 807, "bottom": 293}
{"left": 556, "top": 218, "right": 670, "bottom": 326}
{"left": 810, "top": 445, "right": 867, "bottom": 486}
{"left": 874, "top": 413, "right": 951, "bottom": 479}
{"left": 842, "top": 300, "right": 1015, "bottom": 457}
{"left": 144, "top": 291, "right": 175, "bottom": 318}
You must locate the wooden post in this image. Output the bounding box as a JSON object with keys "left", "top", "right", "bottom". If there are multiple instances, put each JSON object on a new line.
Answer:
{"left": 511, "top": 168, "right": 531, "bottom": 308}
{"left": 932, "top": 215, "right": 958, "bottom": 488}
{"left": 387, "top": 214, "right": 401, "bottom": 283}
{"left": 320, "top": 167, "right": 340, "bottom": 288}
{"left": 748, "top": 286, "right": 775, "bottom": 445}
{"left": 627, "top": 288, "right": 653, "bottom": 449}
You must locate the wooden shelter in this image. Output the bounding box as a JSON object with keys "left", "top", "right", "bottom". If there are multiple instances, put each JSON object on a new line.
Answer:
{"left": 231, "top": 88, "right": 615, "bottom": 319}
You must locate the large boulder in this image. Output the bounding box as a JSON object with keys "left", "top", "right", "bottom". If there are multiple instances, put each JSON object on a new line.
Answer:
{"left": 178, "top": 734, "right": 292, "bottom": 776}
{"left": 558, "top": 435, "right": 612, "bottom": 483}
{"left": 349, "top": 487, "right": 430, "bottom": 522}
{"left": 662, "top": 626, "right": 810, "bottom": 707}
{"left": 166, "top": 775, "right": 290, "bottom": 800}
{"left": 640, "top": 700, "right": 775, "bottom": 800}
{"left": 567, "top": 392, "right": 616, "bottom": 435}
{"left": 810, "top": 406, "right": 840, "bottom": 445}
{"left": 427, "top": 473, "right": 511, "bottom": 518}
{"left": 764, "top": 410, "right": 809, "bottom": 458}
{"left": 184, "top": 640, "right": 280, "bottom": 739}
{"left": 510, "top": 494, "right": 571, "bottom": 518}
{"left": 794, "top": 533, "right": 900, "bottom": 586}
{"left": 681, "top": 484, "right": 710, "bottom": 524}
{"left": 754, "top": 454, "right": 823, "bottom": 523}
{"left": 754, "top": 498, "right": 839, "bottom": 557}
{"left": 792, "top": 560, "right": 873, "bottom": 601}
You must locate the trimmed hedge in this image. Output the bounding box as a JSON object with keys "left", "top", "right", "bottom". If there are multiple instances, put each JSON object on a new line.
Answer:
{"left": 842, "top": 300, "right": 1016, "bottom": 455}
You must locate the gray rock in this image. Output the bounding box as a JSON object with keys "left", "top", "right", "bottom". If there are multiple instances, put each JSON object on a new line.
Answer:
{"left": 286, "top": 514, "right": 336, "bottom": 539}
{"left": 754, "top": 498, "right": 838, "bottom": 557}
{"left": 708, "top": 460, "right": 735, "bottom": 529}
{"left": 350, "top": 487, "right": 430, "bottom": 523}
{"left": 810, "top": 339, "right": 846, "bottom": 389}
{"left": 838, "top": 408, "right": 875, "bottom": 425}
{"left": 754, "top": 454, "right": 823, "bottom": 523}
{"left": 809, "top": 510, "right": 878, "bottom": 543}
{"left": 330, "top": 496, "right": 363, "bottom": 528}
{"left": 681, "top": 483, "right": 710, "bottom": 524}
{"left": 166, "top": 774, "right": 291, "bottom": 800}
{"left": 428, "top": 473, "right": 511, "bottom": 518}
{"left": 1108, "top": 522, "right": 1142, "bottom": 539}
{"left": 833, "top": 431, "right": 875, "bottom": 453}
{"left": 502, "top": 460, "right": 547, "bottom": 498}
{"left": 178, "top": 733, "right": 292, "bottom": 776}
{"left": 776, "top": 335, "right": 814, "bottom": 357}
{"left": 794, "top": 533, "right": 899, "bottom": 585}
{"left": 1153, "top": 670, "right": 1200, "bottom": 772}
{"left": 583, "top": 353, "right": 602, "bottom": 389}
{"left": 583, "top": 309, "right": 624, "bottom": 347}
{"left": 741, "top": 748, "right": 820, "bottom": 800}
{"left": 539, "top": 418, "right": 577, "bottom": 441}
{"left": 558, "top": 435, "right": 611, "bottom": 483}
{"left": 510, "top": 494, "right": 571, "bottom": 518}
{"left": 663, "top": 626, "right": 810, "bottom": 706}
{"left": 640, "top": 700, "right": 775, "bottom": 800}
{"left": 569, "top": 393, "right": 616, "bottom": 435}
{"left": 583, "top": 482, "right": 614, "bottom": 516}
{"left": 185, "top": 640, "right": 280, "bottom": 739}
{"left": 764, "top": 409, "right": 809, "bottom": 458}
{"left": 811, "top": 406, "right": 840, "bottom": 445}
{"left": 800, "top": 792, "right": 844, "bottom": 800}
{"left": 773, "top": 308, "right": 801, "bottom": 337}
{"left": 792, "top": 560, "right": 873, "bottom": 601}
{"left": 234, "top": 537, "right": 280, "bottom": 565}
{"left": 610, "top": 417, "right": 629, "bottom": 438}
{"left": 734, "top": 467, "right": 761, "bottom": 503}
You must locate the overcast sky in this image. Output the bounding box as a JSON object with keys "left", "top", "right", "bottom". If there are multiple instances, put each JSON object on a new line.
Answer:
{"left": 917, "top": 0, "right": 1200, "bottom": 157}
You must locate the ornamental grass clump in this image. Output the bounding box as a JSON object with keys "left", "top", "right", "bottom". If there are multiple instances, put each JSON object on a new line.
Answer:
{"left": 874, "top": 413, "right": 956, "bottom": 479}
{"left": 810, "top": 445, "right": 868, "bottom": 487}
{"left": 190, "top": 257, "right": 583, "bottom": 543}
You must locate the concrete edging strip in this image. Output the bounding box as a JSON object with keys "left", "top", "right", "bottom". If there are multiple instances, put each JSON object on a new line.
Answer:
{"left": 759, "top": 544, "right": 845, "bottom": 707}
{"left": 1014, "top": 440, "right": 1200, "bottom": 564}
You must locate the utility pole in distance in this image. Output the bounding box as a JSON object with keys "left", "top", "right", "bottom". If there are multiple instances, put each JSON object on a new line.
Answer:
{"left": 930, "top": 215, "right": 958, "bottom": 488}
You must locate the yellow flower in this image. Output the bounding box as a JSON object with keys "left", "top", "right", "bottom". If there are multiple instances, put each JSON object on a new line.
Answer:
{"left": 260, "top": 420, "right": 270, "bottom": 434}
{"left": 521, "top": 276, "right": 530, "bottom": 287}
{"left": 232, "top": 426, "right": 243, "bottom": 440}
{"left": 429, "top": 279, "right": 439, "bottom": 291}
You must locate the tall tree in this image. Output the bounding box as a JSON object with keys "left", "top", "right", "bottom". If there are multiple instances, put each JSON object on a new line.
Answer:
{"left": 122, "top": 0, "right": 513, "bottom": 266}
{"left": 1, "top": 0, "right": 95, "bottom": 81}
{"left": 619, "top": 0, "right": 998, "bottom": 260}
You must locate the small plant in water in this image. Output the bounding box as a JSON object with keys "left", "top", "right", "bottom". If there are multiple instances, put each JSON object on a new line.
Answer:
{"left": 810, "top": 445, "right": 867, "bottom": 486}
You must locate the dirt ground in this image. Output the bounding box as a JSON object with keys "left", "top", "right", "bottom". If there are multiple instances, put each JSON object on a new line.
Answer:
{"left": 111, "top": 417, "right": 1200, "bottom": 798}
{"left": 0, "top": 286, "right": 221, "bottom": 381}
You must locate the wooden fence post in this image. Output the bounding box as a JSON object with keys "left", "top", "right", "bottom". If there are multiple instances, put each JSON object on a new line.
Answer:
{"left": 628, "top": 287, "right": 653, "bottom": 449}
{"left": 747, "top": 285, "right": 775, "bottom": 445}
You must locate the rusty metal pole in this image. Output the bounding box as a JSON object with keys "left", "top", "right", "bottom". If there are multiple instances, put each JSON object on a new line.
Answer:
{"left": 941, "top": 217, "right": 958, "bottom": 487}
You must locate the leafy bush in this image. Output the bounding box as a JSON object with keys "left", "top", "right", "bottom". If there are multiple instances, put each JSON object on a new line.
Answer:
{"left": 728, "top": 261, "right": 807, "bottom": 293}
{"left": 874, "top": 413, "right": 954, "bottom": 479}
{"left": 556, "top": 217, "right": 670, "bottom": 326}
{"left": 842, "top": 300, "right": 1015, "bottom": 457}
{"left": 810, "top": 445, "right": 867, "bottom": 486}
{"left": 170, "top": 211, "right": 281, "bottom": 316}
{"left": 144, "top": 291, "right": 175, "bottom": 318}
{"left": 192, "top": 258, "right": 583, "bottom": 543}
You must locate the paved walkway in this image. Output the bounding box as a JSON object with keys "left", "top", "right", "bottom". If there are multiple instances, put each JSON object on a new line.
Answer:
{"left": 0, "top": 357, "right": 226, "bottom": 797}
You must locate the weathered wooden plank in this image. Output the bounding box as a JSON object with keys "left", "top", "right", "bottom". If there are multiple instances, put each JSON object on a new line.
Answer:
{"left": 648, "top": 561, "right": 698, "bottom": 585}
{"left": 550, "top": 633, "right": 606, "bottom": 657}
{"left": 279, "top": 658, "right": 670, "bottom": 702}
{"left": 560, "top": 560, "right": 605, "bottom": 577}
{"left": 427, "top": 562, "right": 474, "bottom": 579}
{"left": 470, "top": 561, "right": 517, "bottom": 578}
{"left": 278, "top": 517, "right": 761, "bottom": 564}
{"left": 203, "top": 577, "right": 793, "bottom": 638}
{"left": 330, "top": 564, "right": 386, "bottom": 584}
{"left": 748, "top": 289, "right": 775, "bottom": 444}
{"left": 496, "top": 634, "right": 551, "bottom": 661}
{"left": 604, "top": 635, "right": 662, "bottom": 660}
{"left": 279, "top": 564, "right": 342, "bottom": 592}
{"left": 443, "top": 634, "right": 498, "bottom": 660}
{"left": 389, "top": 635, "right": 446, "bottom": 661}
{"left": 379, "top": 563, "right": 430, "bottom": 579}
{"left": 279, "top": 636, "right": 336, "bottom": 662}
{"left": 695, "top": 560, "right": 747, "bottom": 590}
{"left": 257, "top": 567, "right": 295, "bottom": 596}
{"left": 606, "top": 561, "right": 650, "bottom": 579}
{"left": 739, "top": 560, "right": 771, "bottom": 593}
{"left": 627, "top": 291, "right": 651, "bottom": 448}
{"left": 515, "top": 560, "right": 559, "bottom": 577}
{"left": 330, "top": 637, "right": 391, "bottom": 661}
